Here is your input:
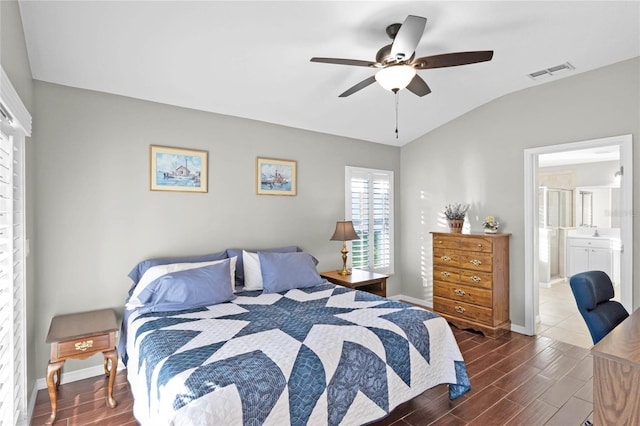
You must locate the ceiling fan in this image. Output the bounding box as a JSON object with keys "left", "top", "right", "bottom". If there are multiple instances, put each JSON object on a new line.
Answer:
{"left": 311, "top": 15, "right": 494, "bottom": 97}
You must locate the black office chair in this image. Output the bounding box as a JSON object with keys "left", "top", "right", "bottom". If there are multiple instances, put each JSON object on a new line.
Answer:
{"left": 569, "top": 270, "right": 629, "bottom": 344}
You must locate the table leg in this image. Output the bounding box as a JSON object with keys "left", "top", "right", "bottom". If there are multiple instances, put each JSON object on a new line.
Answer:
{"left": 103, "top": 349, "right": 118, "bottom": 408}
{"left": 54, "top": 366, "right": 61, "bottom": 389}
{"left": 45, "top": 360, "right": 64, "bottom": 425}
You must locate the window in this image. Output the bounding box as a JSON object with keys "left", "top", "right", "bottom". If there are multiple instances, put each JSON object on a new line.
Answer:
{"left": 0, "top": 67, "right": 30, "bottom": 426}
{"left": 346, "top": 166, "right": 394, "bottom": 274}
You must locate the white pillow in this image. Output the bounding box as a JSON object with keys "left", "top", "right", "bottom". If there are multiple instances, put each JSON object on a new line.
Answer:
{"left": 127, "top": 257, "right": 237, "bottom": 309}
{"left": 242, "top": 250, "right": 263, "bottom": 291}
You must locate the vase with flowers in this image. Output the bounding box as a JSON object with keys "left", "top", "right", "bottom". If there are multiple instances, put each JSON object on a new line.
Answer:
{"left": 444, "top": 203, "right": 469, "bottom": 233}
{"left": 482, "top": 216, "right": 499, "bottom": 234}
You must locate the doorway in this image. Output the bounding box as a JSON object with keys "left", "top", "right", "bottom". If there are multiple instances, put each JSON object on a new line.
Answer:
{"left": 523, "top": 135, "right": 633, "bottom": 341}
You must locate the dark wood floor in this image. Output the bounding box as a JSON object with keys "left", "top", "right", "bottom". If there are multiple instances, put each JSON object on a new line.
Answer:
{"left": 31, "top": 327, "right": 595, "bottom": 426}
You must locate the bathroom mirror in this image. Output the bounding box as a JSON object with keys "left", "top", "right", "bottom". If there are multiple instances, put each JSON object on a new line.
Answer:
{"left": 576, "top": 186, "right": 620, "bottom": 228}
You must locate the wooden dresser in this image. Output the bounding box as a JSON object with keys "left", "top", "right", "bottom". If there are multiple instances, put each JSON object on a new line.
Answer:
{"left": 431, "top": 232, "right": 511, "bottom": 338}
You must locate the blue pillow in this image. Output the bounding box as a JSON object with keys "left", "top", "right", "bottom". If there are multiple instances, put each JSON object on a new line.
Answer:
{"left": 135, "top": 259, "right": 235, "bottom": 313}
{"left": 128, "top": 250, "right": 228, "bottom": 288}
{"left": 259, "top": 251, "right": 325, "bottom": 294}
{"left": 226, "top": 246, "right": 300, "bottom": 286}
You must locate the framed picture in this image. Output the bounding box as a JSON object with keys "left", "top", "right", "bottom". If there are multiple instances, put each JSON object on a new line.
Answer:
{"left": 256, "top": 157, "right": 297, "bottom": 196}
{"left": 150, "top": 145, "right": 208, "bottom": 193}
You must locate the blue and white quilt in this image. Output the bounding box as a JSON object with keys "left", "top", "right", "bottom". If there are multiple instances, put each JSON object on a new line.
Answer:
{"left": 125, "top": 283, "right": 470, "bottom": 425}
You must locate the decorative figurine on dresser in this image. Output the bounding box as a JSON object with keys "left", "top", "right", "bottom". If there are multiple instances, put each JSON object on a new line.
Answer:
{"left": 431, "top": 232, "right": 511, "bottom": 338}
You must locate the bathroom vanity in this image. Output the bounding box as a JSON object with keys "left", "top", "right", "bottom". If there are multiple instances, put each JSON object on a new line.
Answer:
{"left": 567, "top": 233, "right": 621, "bottom": 283}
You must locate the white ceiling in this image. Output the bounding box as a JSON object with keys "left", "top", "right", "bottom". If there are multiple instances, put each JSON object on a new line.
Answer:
{"left": 18, "top": 1, "right": 640, "bottom": 146}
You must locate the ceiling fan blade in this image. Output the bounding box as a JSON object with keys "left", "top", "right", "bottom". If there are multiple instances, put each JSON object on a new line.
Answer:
{"left": 406, "top": 75, "right": 431, "bottom": 97}
{"left": 412, "top": 51, "right": 494, "bottom": 69}
{"left": 310, "top": 57, "right": 376, "bottom": 67}
{"left": 390, "top": 15, "right": 427, "bottom": 61}
{"left": 339, "top": 75, "right": 377, "bottom": 97}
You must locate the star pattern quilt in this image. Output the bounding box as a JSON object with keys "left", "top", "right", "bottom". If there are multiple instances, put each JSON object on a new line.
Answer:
{"left": 125, "top": 283, "right": 470, "bottom": 425}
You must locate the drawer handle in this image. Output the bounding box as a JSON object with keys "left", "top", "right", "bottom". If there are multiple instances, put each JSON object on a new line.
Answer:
{"left": 440, "top": 256, "right": 451, "bottom": 262}
{"left": 477, "top": 244, "right": 483, "bottom": 248}
{"left": 455, "top": 305, "right": 466, "bottom": 314}
{"left": 454, "top": 288, "right": 466, "bottom": 296}
{"left": 75, "top": 340, "right": 94, "bottom": 352}
{"left": 438, "top": 240, "right": 443, "bottom": 244}
{"left": 440, "top": 271, "right": 451, "bottom": 278}
{"left": 470, "top": 259, "right": 482, "bottom": 266}
{"left": 470, "top": 276, "right": 482, "bottom": 283}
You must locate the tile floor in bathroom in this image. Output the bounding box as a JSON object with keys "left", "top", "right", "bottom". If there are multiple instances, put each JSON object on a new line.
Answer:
{"left": 537, "top": 279, "right": 595, "bottom": 349}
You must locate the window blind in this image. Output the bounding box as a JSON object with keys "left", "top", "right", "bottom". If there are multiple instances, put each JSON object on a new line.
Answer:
{"left": 346, "top": 167, "right": 394, "bottom": 274}
{"left": 0, "top": 121, "right": 26, "bottom": 426}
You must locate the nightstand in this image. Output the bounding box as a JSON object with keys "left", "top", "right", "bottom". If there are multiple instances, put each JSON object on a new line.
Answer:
{"left": 320, "top": 269, "right": 388, "bottom": 297}
{"left": 45, "top": 308, "right": 119, "bottom": 425}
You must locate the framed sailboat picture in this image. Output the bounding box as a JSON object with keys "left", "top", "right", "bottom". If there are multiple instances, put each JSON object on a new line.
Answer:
{"left": 256, "top": 157, "right": 297, "bottom": 196}
{"left": 150, "top": 145, "right": 208, "bottom": 193}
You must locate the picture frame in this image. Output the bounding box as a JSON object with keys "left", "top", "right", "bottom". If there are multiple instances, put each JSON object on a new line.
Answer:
{"left": 256, "top": 157, "right": 297, "bottom": 196}
{"left": 150, "top": 145, "right": 208, "bottom": 193}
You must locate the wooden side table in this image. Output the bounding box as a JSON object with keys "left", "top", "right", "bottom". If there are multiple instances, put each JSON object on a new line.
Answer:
{"left": 320, "top": 269, "right": 389, "bottom": 297}
{"left": 45, "top": 308, "right": 119, "bottom": 425}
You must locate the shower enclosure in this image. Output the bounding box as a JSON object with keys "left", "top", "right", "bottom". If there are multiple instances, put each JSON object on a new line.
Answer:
{"left": 539, "top": 187, "right": 574, "bottom": 285}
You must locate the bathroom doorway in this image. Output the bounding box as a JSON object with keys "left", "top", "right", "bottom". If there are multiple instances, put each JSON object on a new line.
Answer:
{"left": 523, "top": 135, "right": 633, "bottom": 345}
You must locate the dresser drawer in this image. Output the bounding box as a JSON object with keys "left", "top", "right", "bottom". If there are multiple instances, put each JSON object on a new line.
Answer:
{"left": 459, "top": 270, "right": 493, "bottom": 289}
{"left": 459, "top": 237, "right": 493, "bottom": 252}
{"left": 433, "top": 248, "right": 460, "bottom": 268}
{"left": 433, "top": 296, "right": 493, "bottom": 325}
{"left": 55, "top": 333, "right": 112, "bottom": 359}
{"left": 432, "top": 235, "right": 460, "bottom": 250}
{"left": 459, "top": 252, "right": 493, "bottom": 272}
{"left": 433, "top": 266, "right": 460, "bottom": 283}
{"left": 434, "top": 282, "right": 492, "bottom": 308}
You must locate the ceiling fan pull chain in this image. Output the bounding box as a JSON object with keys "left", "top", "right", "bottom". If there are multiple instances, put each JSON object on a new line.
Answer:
{"left": 395, "top": 89, "right": 399, "bottom": 139}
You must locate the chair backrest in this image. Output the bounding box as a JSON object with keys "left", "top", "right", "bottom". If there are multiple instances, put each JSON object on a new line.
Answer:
{"left": 569, "top": 270, "right": 629, "bottom": 344}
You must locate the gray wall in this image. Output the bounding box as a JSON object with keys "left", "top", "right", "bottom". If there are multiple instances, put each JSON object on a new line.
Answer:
{"left": 32, "top": 80, "right": 401, "bottom": 374}
{"left": 1, "top": 0, "right": 37, "bottom": 398}
{"left": 400, "top": 57, "right": 640, "bottom": 327}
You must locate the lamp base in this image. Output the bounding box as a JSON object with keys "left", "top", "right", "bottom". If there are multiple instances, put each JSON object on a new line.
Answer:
{"left": 339, "top": 242, "right": 351, "bottom": 276}
{"left": 338, "top": 268, "right": 352, "bottom": 276}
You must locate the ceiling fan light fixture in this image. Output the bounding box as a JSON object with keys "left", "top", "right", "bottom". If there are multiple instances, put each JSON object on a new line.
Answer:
{"left": 375, "top": 65, "right": 416, "bottom": 92}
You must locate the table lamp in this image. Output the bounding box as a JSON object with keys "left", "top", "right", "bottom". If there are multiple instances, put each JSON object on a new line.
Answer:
{"left": 330, "top": 221, "right": 360, "bottom": 275}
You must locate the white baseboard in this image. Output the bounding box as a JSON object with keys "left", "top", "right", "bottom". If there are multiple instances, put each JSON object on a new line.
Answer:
{"left": 27, "top": 385, "right": 38, "bottom": 426}
{"left": 34, "top": 360, "right": 126, "bottom": 390}
{"left": 510, "top": 323, "right": 530, "bottom": 335}
{"left": 388, "top": 294, "right": 432, "bottom": 308}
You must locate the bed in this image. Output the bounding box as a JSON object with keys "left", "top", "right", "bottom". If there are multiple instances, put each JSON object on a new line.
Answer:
{"left": 119, "top": 248, "right": 471, "bottom": 425}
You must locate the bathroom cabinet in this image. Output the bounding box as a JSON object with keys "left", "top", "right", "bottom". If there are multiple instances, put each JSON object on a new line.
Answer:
{"left": 567, "top": 236, "right": 617, "bottom": 281}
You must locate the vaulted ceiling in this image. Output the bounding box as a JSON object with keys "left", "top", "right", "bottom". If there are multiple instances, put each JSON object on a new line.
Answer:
{"left": 18, "top": 1, "right": 640, "bottom": 145}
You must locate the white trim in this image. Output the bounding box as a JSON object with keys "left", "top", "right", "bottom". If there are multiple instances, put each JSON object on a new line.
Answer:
{"left": 388, "top": 294, "right": 432, "bottom": 308}
{"left": 0, "top": 66, "right": 31, "bottom": 426}
{"left": 27, "top": 386, "right": 38, "bottom": 426}
{"left": 510, "top": 323, "right": 528, "bottom": 335}
{"left": 523, "top": 148, "right": 538, "bottom": 336}
{"left": 0, "top": 68, "right": 31, "bottom": 136}
{"left": 34, "top": 361, "right": 127, "bottom": 390}
{"left": 523, "top": 135, "right": 633, "bottom": 335}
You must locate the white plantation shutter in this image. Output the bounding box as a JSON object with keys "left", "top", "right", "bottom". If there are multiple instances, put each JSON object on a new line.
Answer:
{"left": 346, "top": 167, "right": 394, "bottom": 274}
{"left": 0, "top": 67, "right": 29, "bottom": 426}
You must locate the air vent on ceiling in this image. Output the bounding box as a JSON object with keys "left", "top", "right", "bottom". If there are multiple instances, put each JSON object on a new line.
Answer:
{"left": 527, "top": 62, "right": 575, "bottom": 81}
